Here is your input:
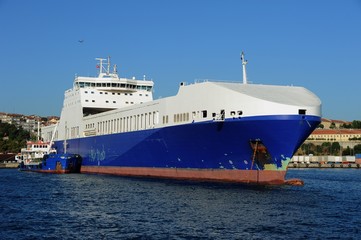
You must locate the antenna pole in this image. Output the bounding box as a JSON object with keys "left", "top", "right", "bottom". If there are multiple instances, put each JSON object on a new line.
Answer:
{"left": 107, "top": 56, "right": 111, "bottom": 75}
{"left": 113, "top": 64, "right": 117, "bottom": 74}
{"left": 241, "top": 51, "right": 248, "bottom": 84}
{"left": 37, "top": 121, "right": 40, "bottom": 141}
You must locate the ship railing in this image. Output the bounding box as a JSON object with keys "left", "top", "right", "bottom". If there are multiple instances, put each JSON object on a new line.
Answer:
{"left": 73, "top": 83, "right": 152, "bottom": 93}
{"left": 194, "top": 79, "right": 242, "bottom": 84}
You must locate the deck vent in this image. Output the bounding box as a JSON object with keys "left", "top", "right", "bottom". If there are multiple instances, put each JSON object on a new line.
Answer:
{"left": 202, "top": 110, "right": 207, "bottom": 118}
{"left": 220, "top": 109, "right": 225, "bottom": 120}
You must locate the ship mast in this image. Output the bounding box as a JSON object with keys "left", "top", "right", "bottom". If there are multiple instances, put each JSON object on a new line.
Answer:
{"left": 95, "top": 57, "right": 106, "bottom": 76}
{"left": 96, "top": 56, "right": 114, "bottom": 76}
{"left": 241, "top": 51, "right": 248, "bottom": 84}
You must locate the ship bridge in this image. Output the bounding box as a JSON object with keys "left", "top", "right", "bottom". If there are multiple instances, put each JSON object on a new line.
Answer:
{"left": 66, "top": 57, "right": 154, "bottom": 117}
{"left": 73, "top": 56, "right": 153, "bottom": 94}
{"left": 74, "top": 76, "right": 153, "bottom": 93}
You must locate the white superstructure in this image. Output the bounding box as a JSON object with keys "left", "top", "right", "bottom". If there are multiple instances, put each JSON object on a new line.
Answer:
{"left": 42, "top": 55, "right": 321, "bottom": 143}
{"left": 42, "top": 57, "right": 154, "bottom": 141}
{"left": 15, "top": 141, "right": 51, "bottom": 163}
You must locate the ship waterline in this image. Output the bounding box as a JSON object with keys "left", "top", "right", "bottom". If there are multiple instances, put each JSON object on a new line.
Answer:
{"left": 81, "top": 166, "right": 288, "bottom": 185}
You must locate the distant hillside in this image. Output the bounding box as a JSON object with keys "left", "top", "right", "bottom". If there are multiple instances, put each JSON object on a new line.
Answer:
{"left": 0, "top": 122, "right": 31, "bottom": 153}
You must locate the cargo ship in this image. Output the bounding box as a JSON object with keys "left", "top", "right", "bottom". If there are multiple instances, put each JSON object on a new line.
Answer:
{"left": 41, "top": 53, "right": 322, "bottom": 184}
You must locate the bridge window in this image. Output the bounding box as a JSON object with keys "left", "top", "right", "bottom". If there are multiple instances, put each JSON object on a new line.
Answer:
{"left": 299, "top": 109, "right": 306, "bottom": 115}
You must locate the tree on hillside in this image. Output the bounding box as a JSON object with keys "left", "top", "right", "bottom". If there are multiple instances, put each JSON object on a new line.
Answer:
{"left": 354, "top": 144, "right": 361, "bottom": 154}
{"left": 321, "top": 142, "right": 331, "bottom": 155}
{"left": 316, "top": 145, "right": 323, "bottom": 155}
{"left": 341, "top": 121, "right": 361, "bottom": 129}
{"left": 342, "top": 146, "right": 352, "bottom": 156}
{"left": 331, "top": 142, "right": 341, "bottom": 155}
{"left": 352, "top": 121, "right": 361, "bottom": 129}
{"left": 0, "top": 122, "right": 30, "bottom": 153}
{"left": 301, "top": 143, "right": 316, "bottom": 155}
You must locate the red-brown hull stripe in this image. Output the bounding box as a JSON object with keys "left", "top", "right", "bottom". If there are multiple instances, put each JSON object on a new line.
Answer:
{"left": 81, "top": 166, "right": 287, "bottom": 185}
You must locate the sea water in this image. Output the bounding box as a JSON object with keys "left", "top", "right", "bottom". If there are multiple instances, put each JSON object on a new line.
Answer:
{"left": 1, "top": 168, "right": 360, "bottom": 239}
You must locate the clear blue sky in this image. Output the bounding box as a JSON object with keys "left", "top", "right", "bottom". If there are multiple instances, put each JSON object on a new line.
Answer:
{"left": 0, "top": 0, "right": 360, "bottom": 121}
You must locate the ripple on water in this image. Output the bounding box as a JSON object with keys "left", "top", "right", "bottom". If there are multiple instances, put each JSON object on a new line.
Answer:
{"left": 1, "top": 169, "right": 361, "bottom": 239}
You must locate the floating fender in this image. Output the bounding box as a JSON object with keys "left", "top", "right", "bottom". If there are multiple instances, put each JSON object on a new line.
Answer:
{"left": 285, "top": 178, "right": 304, "bottom": 186}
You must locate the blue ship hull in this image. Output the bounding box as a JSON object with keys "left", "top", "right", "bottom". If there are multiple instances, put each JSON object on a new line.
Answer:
{"left": 52, "top": 115, "right": 320, "bottom": 184}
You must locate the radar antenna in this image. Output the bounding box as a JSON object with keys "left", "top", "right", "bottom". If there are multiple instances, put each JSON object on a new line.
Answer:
{"left": 95, "top": 57, "right": 106, "bottom": 75}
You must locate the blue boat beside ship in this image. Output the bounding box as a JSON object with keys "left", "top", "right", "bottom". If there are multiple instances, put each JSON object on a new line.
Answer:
{"left": 19, "top": 153, "right": 82, "bottom": 173}
{"left": 16, "top": 129, "right": 82, "bottom": 174}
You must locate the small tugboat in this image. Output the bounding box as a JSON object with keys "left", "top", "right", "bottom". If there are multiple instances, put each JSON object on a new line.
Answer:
{"left": 15, "top": 122, "right": 56, "bottom": 165}
{"left": 19, "top": 153, "right": 82, "bottom": 173}
{"left": 18, "top": 122, "right": 82, "bottom": 174}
